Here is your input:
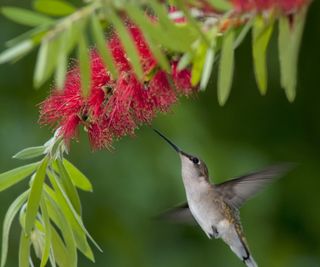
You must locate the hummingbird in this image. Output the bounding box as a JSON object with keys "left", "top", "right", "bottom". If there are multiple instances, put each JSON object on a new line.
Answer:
{"left": 154, "top": 129, "right": 293, "bottom": 267}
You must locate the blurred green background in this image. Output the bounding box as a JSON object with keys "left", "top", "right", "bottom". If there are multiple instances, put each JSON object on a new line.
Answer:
{"left": 1, "top": 1, "right": 320, "bottom": 267}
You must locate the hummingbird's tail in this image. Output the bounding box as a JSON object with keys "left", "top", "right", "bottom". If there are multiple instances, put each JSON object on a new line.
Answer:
{"left": 244, "top": 255, "right": 258, "bottom": 267}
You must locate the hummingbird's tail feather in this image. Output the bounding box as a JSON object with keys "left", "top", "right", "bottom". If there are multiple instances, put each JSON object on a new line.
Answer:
{"left": 244, "top": 255, "right": 258, "bottom": 267}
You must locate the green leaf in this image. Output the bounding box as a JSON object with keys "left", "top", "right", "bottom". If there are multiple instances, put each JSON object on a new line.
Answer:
{"left": 0, "top": 162, "right": 39, "bottom": 192}
{"left": 55, "top": 32, "right": 68, "bottom": 90}
{"left": 18, "top": 231, "right": 30, "bottom": 267}
{"left": 63, "top": 159, "right": 93, "bottom": 192}
{"left": 0, "top": 40, "right": 34, "bottom": 64}
{"left": 125, "top": 5, "right": 170, "bottom": 72}
{"left": 207, "top": 0, "right": 232, "bottom": 11}
{"left": 40, "top": 199, "right": 51, "bottom": 267}
{"left": 90, "top": 15, "right": 118, "bottom": 78}
{"left": 191, "top": 41, "right": 207, "bottom": 86}
{"left": 25, "top": 157, "right": 48, "bottom": 234}
{"left": 78, "top": 35, "right": 91, "bottom": 97}
{"left": 200, "top": 48, "right": 215, "bottom": 90}
{"left": 55, "top": 160, "right": 81, "bottom": 215}
{"left": 177, "top": 52, "right": 192, "bottom": 71}
{"left": 13, "top": 146, "right": 46, "bottom": 160}
{"left": 107, "top": 8, "right": 144, "bottom": 80}
{"left": 1, "top": 191, "right": 29, "bottom": 267}
{"left": 44, "top": 191, "right": 77, "bottom": 267}
{"left": 218, "top": 29, "right": 235, "bottom": 105}
{"left": 33, "top": 0, "right": 76, "bottom": 17}
{"left": 1, "top": 7, "right": 53, "bottom": 27}
{"left": 252, "top": 16, "right": 273, "bottom": 95}
{"left": 233, "top": 18, "right": 253, "bottom": 49}
{"left": 34, "top": 36, "right": 60, "bottom": 88}
{"left": 278, "top": 8, "right": 307, "bottom": 102}
{"left": 45, "top": 176, "right": 96, "bottom": 261}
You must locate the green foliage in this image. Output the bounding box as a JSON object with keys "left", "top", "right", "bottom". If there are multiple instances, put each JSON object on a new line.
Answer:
{"left": 0, "top": 135, "right": 98, "bottom": 267}
{"left": 0, "top": 0, "right": 310, "bottom": 104}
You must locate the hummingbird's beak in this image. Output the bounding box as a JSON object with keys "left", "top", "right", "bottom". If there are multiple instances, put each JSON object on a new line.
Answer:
{"left": 153, "top": 129, "right": 181, "bottom": 154}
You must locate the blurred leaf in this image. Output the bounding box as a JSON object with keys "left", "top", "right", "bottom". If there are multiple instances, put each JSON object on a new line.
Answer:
{"left": 107, "top": 8, "right": 144, "bottom": 80}
{"left": 207, "top": 0, "right": 232, "bottom": 11}
{"left": 233, "top": 18, "right": 253, "bottom": 49}
{"left": 0, "top": 162, "right": 39, "bottom": 192}
{"left": 34, "top": 36, "right": 60, "bottom": 88}
{"left": 0, "top": 40, "right": 34, "bottom": 64}
{"left": 78, "top": 34, "right": 91, "bottom": 97}
{"left": 125, "top": 5, "right": 170, "bottom": 72}
{"left": 1, "top": 191, "right": 29, "bottom": 267}
{"left": 1, "top": 7, "right": 53, "bottom": 26}
{"left": 45, "top": 174, "right": 96, "bottom": 261}
{"left": 200, "top": 48, "right": 215, "bottom": 90}
{"left": 55, "top": 32, "right": 68, "bottom": 90}
{"left": 191, "top": 41, "right": 207, "bottom": 86}
{"left": 50, "top": 226, "right": 70, "bottom": 267}
{"left": 63, "top": 159, "right": 93, "bottom": 192}
{"left": 278, "top": 8, "right": 307, "bottom": 102}
{"left": 45, "top": 190, "right": 77, "bottom": 267}
{"left": 252, "top": 16, "right": 273, "bottom": 95}
{"left": 25, "top": 157, "right": 48, "bottom": 234}
{"left": 56, "top": 159, "right": 81, "bottom": 215}
{"left": 40, "top": 199, "right": 51, "bottom": 267}
{"left": 177, "top": 52, "right": 192, "bottom": 71}
{"left": 18, "top": 231, "right": 30, "bottom": 267}
{"left": 90, "top": 14, "right": 118, "bottom": 78}
{"left": 13, "top": 146, "right": 46, "bottom": 160}
{"left": 33, "top": 0, "right": 76, "bottom": 17}
{"left": 218, "top": 29, "right": 235, "bottom": 105}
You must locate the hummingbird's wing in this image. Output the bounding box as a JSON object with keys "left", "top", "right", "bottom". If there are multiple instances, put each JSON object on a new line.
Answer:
{"left": 215, "top": 164, "right": 294, "bottom": 208}
{"left": 156, "top": 202, "right": 196, "bottom": 224}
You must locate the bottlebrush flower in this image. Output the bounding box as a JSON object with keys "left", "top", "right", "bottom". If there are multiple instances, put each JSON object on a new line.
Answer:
{"left": 39, "top": 24, "right": 195, "bottom": 150}
{"left": 231, "top": 0, "right": 309, "bottom": 13}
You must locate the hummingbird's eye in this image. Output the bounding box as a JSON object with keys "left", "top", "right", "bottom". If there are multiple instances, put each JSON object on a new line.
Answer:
{"left": 192, "top": 157, "right": 199, "bottom": 164}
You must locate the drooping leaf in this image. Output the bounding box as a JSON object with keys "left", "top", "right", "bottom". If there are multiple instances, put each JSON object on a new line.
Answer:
{"left": 44, "top": 191, "right": 77, "bottom": 267}
{"left": 107, "top": 8, "right": 144, "bottom": 80}
{"left": 55, "top": 159, "right": 82, "bottom": 215}
{"left": 252, "top": 16, "right": 274, "bottom": 94}
{"left": 25, "top": 157, "right": 48, "bottom": 234}
{"left": 1, "top": 7, "right": 53, "bottom": 26}
{"left": 218, "top": 29, "right": 235, "bottom": 105}
{"left": 33, "top": 0, "right": 76, "bottom": 17}
{"left": 278, "top": 8, "right": 307, "bottom": 102}
{"left": 13, "top": 146, "right": 46, "bottom": 160}
{"left": 1, "top": 191, "right": 29, "bottom": 267}
{"left": 233, "top": 18, "right": 254, "bottom": 49}
{"left": 40, "top": 199, "right": 51, "bottom": 267}
{"left": 18, "top": 231, "right": 30, "bottom": 267}
{"left": 0, "top": 162, "right": 39, "bottom": 192}
{"left": 63, "top": 159, "right": 93, "bottom": 192}
{"left": 78, "top": 34, "right": 91, "bottom": 97}
{"left": 207, "top": 0, "right": 232, "bottom": 11}
{"left": 191, "top": 41, "right": 207, "bottom": 86}
{"left": 90, "top": 14, "right": 118, "bottom": 78}
{"left": 177, "top": 52, "right": 192, "bottom": 71}
{"left": 55, "top": 31, "right": 68, "bottom": 90}
{"left": 0, "top": 40, "right": 34, "bottom": 64}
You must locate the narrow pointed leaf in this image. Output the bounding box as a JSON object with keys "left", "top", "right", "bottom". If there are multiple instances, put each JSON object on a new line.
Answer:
{"left": 278, "top": 8, "right": 307, "bottom": 102}
{"left": 25, "top": 157, "right": 48, "bottom": 234}
{"left": 90, "top": 15, "right": 118, "bottom": 78}
{"left": 107, "top": 8, "right": 143, "bottom": 80}
{"left": 40, "top": 199, "right": 51, "bottom": 267}
{"left": 1, "top": 191, "right": 29, "bottom": 267}
{"left": 200, "top": 48, "right": 215, "bottom": 90}
{"left": 78, "top": 35, "right": 91, "bottom": 97}
{"left": 13, "top": 146, "right": 46, "bottom": 160}
{"left": 234, "top": 18, "right": 253, "bottom": 49}
{"left": 1, "top": 7, "right": 53, "bottom": 26}
{"left": 33, "top": 0, "right": 76, "bottom": 17}
{"left": 252, "top": 17, "right": 273, "bottom": 94}
{"left": 63, "top": 159, "right": 93, "bottom": 192}
{"left": 55, "top": 32, "right": 68, "bottom": 90}
{"left": 55, "top": 159, "right": 81, "bottom": 215}
{"left": 0, "top": 40, "right": 33, "bottom": 64}
{"left": 0, "top": 162, "right": 39, "bottom": 192}
{"left": 18, "top": 231, "right": 30, "bottom": 267}
{"left": 191, "top": 41, "right": 207, "bottom": 86}
{"left": 218, "top": 29, "right": 235, "bottom": 105}
{"left": 207, "top": 0, "right": 232, "bottom": 11}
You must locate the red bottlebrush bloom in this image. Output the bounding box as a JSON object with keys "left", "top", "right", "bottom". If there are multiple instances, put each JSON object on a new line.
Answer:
{"left": 39, "top": 24, "right": 195, "bottom": 150}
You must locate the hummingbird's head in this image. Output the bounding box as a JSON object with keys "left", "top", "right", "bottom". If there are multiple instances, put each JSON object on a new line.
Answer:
{"left": 154, "top": 129, "right": 209, "bottom": 180}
